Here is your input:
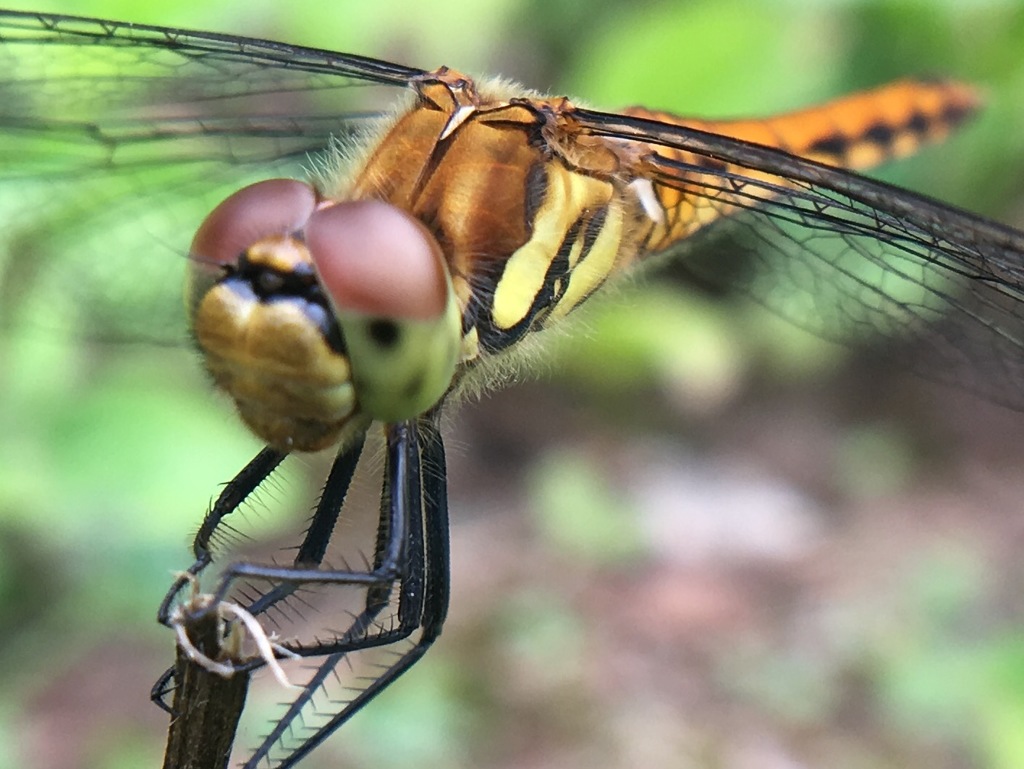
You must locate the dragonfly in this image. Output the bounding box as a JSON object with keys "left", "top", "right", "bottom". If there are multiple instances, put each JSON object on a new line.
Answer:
{"left": 2, "top": 9, "right": 1024, "bottom": 769}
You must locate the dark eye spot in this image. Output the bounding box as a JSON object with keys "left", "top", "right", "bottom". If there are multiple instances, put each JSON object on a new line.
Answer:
{"left": 368, "top": 319, "right": 400, "bottom": 348}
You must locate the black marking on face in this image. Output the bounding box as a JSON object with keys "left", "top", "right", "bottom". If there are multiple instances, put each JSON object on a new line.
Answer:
{"left": 236, "top": 252, "right": 318, "bottom": 300}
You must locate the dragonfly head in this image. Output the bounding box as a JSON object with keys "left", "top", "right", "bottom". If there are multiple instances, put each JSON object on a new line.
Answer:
{"left": 188, "top": 179, "right": 462, "bottom": 452}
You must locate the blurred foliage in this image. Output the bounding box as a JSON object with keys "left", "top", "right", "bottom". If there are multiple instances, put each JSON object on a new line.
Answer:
{"left": 0, "top": 1, "right": 1023, "bottom": 768}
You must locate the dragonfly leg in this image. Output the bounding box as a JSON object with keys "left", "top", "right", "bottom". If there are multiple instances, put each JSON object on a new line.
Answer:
{"left": 151, "top": 446, "right": 288, "bottom": 713}
{"left": 151, "top": 419, "right": 450, "bottom": 762}
{"left": 150, "top": 431, "right": 372, "bottom": 711}
{"left": 241, "top": 422, "right": 450, "bottom": 769}
{"left": 155, "top": 446, "right": 289, "bottom": 627}
{"left": 151, "top": 434, "right": 365, "bottom": 711}
{"left": 230, "top": 436, "right": 367, "bottom": 623}
{"left": 207, "top": 421, "right": 417, "bottom": 607}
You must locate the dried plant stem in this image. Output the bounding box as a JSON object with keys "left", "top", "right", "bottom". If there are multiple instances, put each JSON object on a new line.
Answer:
{"left": 161, "top": 594, "right": 250, "bottom": 769}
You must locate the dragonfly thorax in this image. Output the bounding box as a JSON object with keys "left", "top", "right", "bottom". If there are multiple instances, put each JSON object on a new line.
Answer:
{"left": 188, "top": 179, "right": 463, "bottom": 451}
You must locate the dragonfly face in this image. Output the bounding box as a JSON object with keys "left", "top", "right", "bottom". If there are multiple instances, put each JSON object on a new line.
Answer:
{"left": 2, "top": 9, "right": 1024, "bottom": 769}
{"left": 189, "top": 178, "right": 461, "bottom": 450}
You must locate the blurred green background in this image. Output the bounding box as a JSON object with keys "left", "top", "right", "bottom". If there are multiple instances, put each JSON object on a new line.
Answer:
{"left": 2, "top": 1, "right": 1024, "bottom": 768}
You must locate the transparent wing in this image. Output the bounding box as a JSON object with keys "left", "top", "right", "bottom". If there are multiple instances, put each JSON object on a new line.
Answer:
{"left": 0, "top": 10, "right": 424, "bottom": 344}
{"left": 572, "top": 106, "right": 1024, "bottom": 409}
{"left": 0, "top": 13, "right": 456, "bottom": 768}
{"left": 0, "top": 13, "right": 443, "bottom": 767}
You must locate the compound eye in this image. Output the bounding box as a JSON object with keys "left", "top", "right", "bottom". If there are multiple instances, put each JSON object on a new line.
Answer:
{"left": 306, "top": 199, "right": 449, "bottom": 321}
{"left": 191, "top": 178, "right": 318, "bottom": 268}
{"left": 305, "top": 200, "right": 460, "bottom": 422}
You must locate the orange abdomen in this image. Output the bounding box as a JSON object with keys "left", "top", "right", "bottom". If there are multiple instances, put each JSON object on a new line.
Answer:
{"left": 627, "top": 79, "right": 981, "bottom": 252}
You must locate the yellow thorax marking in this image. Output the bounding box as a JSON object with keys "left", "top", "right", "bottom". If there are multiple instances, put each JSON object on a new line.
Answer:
{"left": 491, "top": 163, "right": 615, "bottom": 330}
{"left": 549, "top": 198, "right": 624, "bottom": 322}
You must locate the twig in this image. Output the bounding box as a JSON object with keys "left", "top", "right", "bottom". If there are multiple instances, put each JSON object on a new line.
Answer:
{"left": 160, "top": 577, "right": 302, "bottom": 769}
{"left": 161, "top": 591, "right": 251, "bottom": 769}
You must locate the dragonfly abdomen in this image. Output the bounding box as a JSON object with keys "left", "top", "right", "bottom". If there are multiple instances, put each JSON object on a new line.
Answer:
{"left": 626, "top": 78, "right": 981, "bottom": 254}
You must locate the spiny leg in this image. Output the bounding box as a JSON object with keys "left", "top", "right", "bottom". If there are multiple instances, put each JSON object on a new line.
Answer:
{"left": 242, "top": 420, "right": 450, "bottom": 769}
{"left": 239, "top": 437, "right": 368, "bottom": 622}
{"left": 152, "top": 419, "right": 449, "bottom": 764}
{"left": 207, "top": 423, "right": 416, "bottom": 605}
{"left": 152, "top": 446, "right": 288, "bottom": 711}
{"left": 156, "top": 447, "right": 288, "bottom": 626}
{"left": 151, "top": 431, "right": 384, "bottom": 711}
